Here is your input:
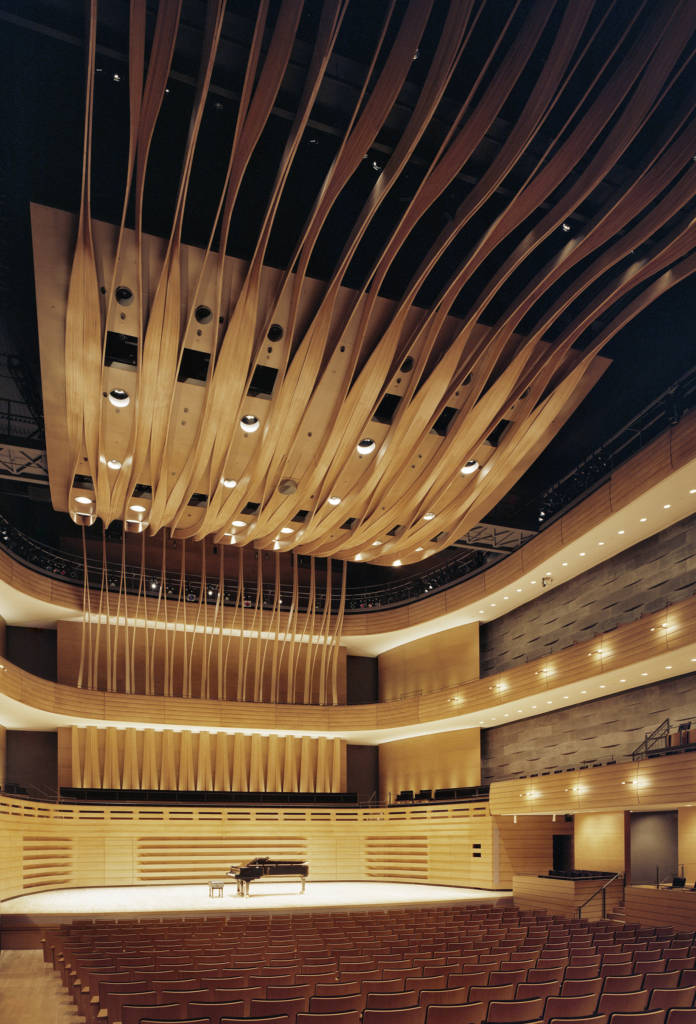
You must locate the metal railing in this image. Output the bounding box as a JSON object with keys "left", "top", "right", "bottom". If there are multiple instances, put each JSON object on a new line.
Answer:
{"left": 577, "top": 872, "right": 623, "bottom": 920}
{"left": 632, "top": 718, "right": 671, "bottom": 760}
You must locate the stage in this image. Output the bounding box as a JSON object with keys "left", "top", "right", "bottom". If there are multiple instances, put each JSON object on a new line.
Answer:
{"left": 1, "top": 881, "right": 512, "bottom": 945}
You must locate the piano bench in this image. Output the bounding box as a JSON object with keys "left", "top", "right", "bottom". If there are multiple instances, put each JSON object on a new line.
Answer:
{"left": 208, "top": 879, "right": 225, "bottom": 898}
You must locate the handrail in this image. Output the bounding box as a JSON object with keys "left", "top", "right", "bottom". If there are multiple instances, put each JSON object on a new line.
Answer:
{"left": 632, "top": 717, "right": 671, "bottom": 760}
{"left": 577, "top": 872, "right": 623, "bottom": 919}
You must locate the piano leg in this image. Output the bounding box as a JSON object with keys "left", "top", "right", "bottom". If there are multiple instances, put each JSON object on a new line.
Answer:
{"left": 301, "top": 877, "right": 306, "bottom": 894}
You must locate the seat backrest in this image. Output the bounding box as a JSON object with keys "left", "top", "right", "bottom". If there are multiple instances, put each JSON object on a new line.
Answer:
{"left": 598, "top": 989, "right": 649, "bottom": 1014}
{"left": 296, "top": 1012, "right": 362, "bottom": 1024}
{"left": 309, "top": 995, "right": 364, "bottom": 1014}
{"left": 665, "top": 1011, "right": 696, "bottom": 1024}
{"left": 486, "top": 997, "right": 544, "bottom": 1023}
{"left": 360, "top": 979, "right": 403, "bottom": 995}
{"left": 313, "top": 983, "right": 361, "bottom": 998}
{"left": 468, "top": 983, "right": 515, "bottom": 1006}
{"left": 644, "top": 971, "right": 680, "bottom": 990}
{"left": 447, "top": 971, "right": 489, "bottom": 989}
{"left": 490, "top": 970, "right": 527, "bottom": 987}
{"left": 419, "top": 986, "right": 469, "bottom": 1008}
{"left": 250, "top": 997, "right": 308, "bottom": 1023}
{"left": 425, "top": 1004, "right": 485, "bottom": 1024}
{"left": 362, "top": 1008, "right": 425, "bottom": 1024}
{"left": 187, "top": 1002, "right": 244, "bottom": 1024}
{"left": 211, "top": 985, "right": 264, "bottom": 1011}
{"left": 607, "top": 1012, "right": 667, "bottom": 1024}
{"left": 602, "top": 974, "right": 645, "bottom": 993}
{"left": 648, "top": 987, "right": 696, "bottom": 1010}
{"left": 366, "top": 991, "right": 420, "bottom": 1010}
{"left": 545, "top": 992, "right": 599, "bottom": 1020}
{"left": 122, "top": 1002, "right": 186, "bottom": 1024}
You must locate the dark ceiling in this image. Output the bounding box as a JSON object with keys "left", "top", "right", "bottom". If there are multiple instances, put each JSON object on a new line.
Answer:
{"left": 0, "top": 0, "right": 694, "bottom": 584}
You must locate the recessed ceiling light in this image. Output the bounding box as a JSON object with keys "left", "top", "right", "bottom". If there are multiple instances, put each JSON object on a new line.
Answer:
{"left": 599, "top": 684, "right": 605, "bottom": 689}
{"left": 415, "top": 546, "right": 423, "bottom": 552}
{"left": 75, "top": 495, "right": 93, "bottom": 505}
{"left": 479, "top": 609, "right": 484, "bottom": 614}
{"left": 108, "top": 388, "right": 130, "bottom": 408}
{"left": 423, "top": 512, "right": 435, "bottom": 521}
{"left": 618, "top": 529, "right": 625, "bottom": 535}
{"left": 530, "top": 580, "right": 537, "bottom": 585}
{"left": 106, "top": 458, "right": 122, "bottom": 470}
{"left": 503, "top": 596, "right": 509, "bottom": 600}
{"left": 232, "top": 520, "right": 246, "bottom": 528}
{"left": 561, "top": 561, "right": 568, "bottom": 566}
{"left": 664, "top": 504, "right": 671, "bottom": 509}
{"left": 354, "top": 554, "right": 362, "bottom": 561}
{"left": 562, "top": 222, "right": 571, "bottom": 232}
{"left": 641, "top": 672, "right": 648, "bottom": 676}
{"left": 563, "top": 695, "right": 569, "bottom": 700}
{"left": 240, "top": 414, "right": 260, "bottom": 433}
{"left": 393, "top": 560, "right": 402, "bottom": 567}
{"left": 579, "top": 552, "right": 586, "bottom": 557}
{"left": 598, "top": 541, "right": 605, "bottom": 546}
{"left": 220, "top": 477, "right": 237, "bottom": 489}
{"left": 531, "top": 705, "right": 536, "bottom": 709}
{"left": 327, "top": 496, "right": 341, "bottom": 506}
{"left": 357, "top": 438, "right": 376, "bottom": 454}
{"left": 546, "top": 700, "right": 552, "bottom": 704}
{"left": 372, "top": 540, "right": 382, "bottom": 546}
{"left": 640, "top": 516, "right": 647, "bottom": 522}
{"left": 516, "top": 588, "right": 522, "bottom": 592}
{"left": 620, "top": 678, "right": 626, "bottom": 683}
{"left": 665, "top": 665, "right": 672, "bottom": 670}
{"left": 490, "top": 602, "right": 496, "bottom": 607}
{"left": 460, "top": 459, "right": 479, "bottom": 475}
{"left": 280, "top": 526, "right": 294, "bottom": 534}
{"left": 581, "top": 689, "right": 587, "bottom": 694}
{"left": 690, "top": 489, "right": 696, "bottom": 495}
{"left": 129, "top": 503, "right": 146, "bottom": 513}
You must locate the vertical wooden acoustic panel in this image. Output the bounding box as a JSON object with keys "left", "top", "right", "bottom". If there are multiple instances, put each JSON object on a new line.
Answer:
{"left": 575, "top": 812, "right": 625, "bottom": 873}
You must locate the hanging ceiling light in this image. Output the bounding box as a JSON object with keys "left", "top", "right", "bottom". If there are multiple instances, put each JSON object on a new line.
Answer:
{"left": 357, "top": 438, "right": 376, "bottom": 454}
{"left": 240, "top": 414, "right": 260, "bottom": 433}
{"left": 460, "top": 459, "right": 479, "bottom": 475}
{"left": 108, "top": 387, "right": 130, "bottom": 408}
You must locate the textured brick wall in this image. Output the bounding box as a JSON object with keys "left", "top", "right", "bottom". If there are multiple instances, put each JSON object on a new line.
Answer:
{"left": 479, "top": 513, "right": 696, "bottom": 676}
{"left": 482, "top": 672, "right": 696, "bottom": 782}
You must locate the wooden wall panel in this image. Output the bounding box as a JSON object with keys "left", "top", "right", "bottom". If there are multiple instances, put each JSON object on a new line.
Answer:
{"left": 0, "top": 724, "right": 5, "bottom": 791}
{"left": 65, "top": 726, "right": 347, "bottom": 795}
{"left": 678, "top": 806, "right": 696, "bottom": 883}
{"left": 0, "top": 795, "right": 559, "bottom": 901}
{"left": 624, "top": 884, "right": 696, "bottom": 930}
{"left": 575, "top": 812, "right": 625, "bottom": 873}
{"left": 490, "top": 751, "right": 696, "bottom": 817}
{"left": 513, "top": 874, "right": 622, "bottom": 920}
{"left": 378, "top": 729, "right": 481, "bottom": 800}
{"left": 493, "top": 814, "right": 572, "bottom": 887}
{"left": 378, "top": 623, "right": 479, "bottom": 699}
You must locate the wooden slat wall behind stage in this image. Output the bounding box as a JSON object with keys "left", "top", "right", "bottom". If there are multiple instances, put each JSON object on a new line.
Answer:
{"left": 59, "top": 726, "right": 347, "bottom": 795}
{"left": 378, "top": 729, "right": 481, "bottom": 800}
{"left": 0, "top": 795, "right": 569, "bottom": 901}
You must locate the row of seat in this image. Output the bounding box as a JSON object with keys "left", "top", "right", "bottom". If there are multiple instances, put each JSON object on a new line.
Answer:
{"left": 43, "top": 906, "right": 696, "bottom": 1024}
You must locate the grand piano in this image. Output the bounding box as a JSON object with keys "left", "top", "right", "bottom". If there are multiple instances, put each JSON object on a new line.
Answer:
{"left": 228, "top": 856, "right": 309, "bottom": 897}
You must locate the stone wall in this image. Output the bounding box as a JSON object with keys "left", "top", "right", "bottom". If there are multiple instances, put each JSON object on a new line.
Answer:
{"left": 480, "top": 513, "right": 696, "bottom": 676}
{"left": 482, "top": 672, "right": 696, "bottom": 782}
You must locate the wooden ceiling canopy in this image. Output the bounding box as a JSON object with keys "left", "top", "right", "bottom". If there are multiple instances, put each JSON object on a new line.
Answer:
{"left": 37, "top": 0, "right": 696, "bottom": 566}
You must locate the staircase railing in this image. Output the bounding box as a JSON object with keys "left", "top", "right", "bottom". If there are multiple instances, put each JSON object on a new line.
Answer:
{"left": 632, "top": 718, "right": 670, "bottom": 760}
{"left": 577, "top": 872, "right": 623, "bottom": 920}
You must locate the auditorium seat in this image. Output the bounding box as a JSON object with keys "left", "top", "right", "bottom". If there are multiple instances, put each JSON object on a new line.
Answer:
{"left": 603, "top": 974, "right": 646, "bottom": 993}
{"left": 606, "top": 1012, "right": 667, "bottom": 1024}
{"left": 648, "top": 989, "right": 696, "bottom": 1011}
{"left": 418, "top": 986, "right": 470, "bottom": 1008}
{"left": 365, "top": 990, "right": 420, "bottom": 1009}
{"left": 250, "top": 996, "right": 309, "bottom": 1023}
{"left": 309, "top": 995, "right": 365, "bottom": 1014}
{"left": 362, "top": 1008, "right": 426, "bottom": 1024}
{"left": 297, "top": 1013, "right": 362, "bottom": 1024}
{"left": 186, "top": 1003, "right": 244, "bottom": 1024}
{"left": 598, "top": 990, "right": 650, "bottom": 1015}
{"left": 560, "top": 978, "right": 602, "bottom": 998}
{"left": 543, "top": 993, "right": 599, "bottom": 1020}
{"left": 486, "top": 997, "right": 544, "bottom": 1022}
{"left": 425, "top": 1005, "right": 485, "bottom": 1024}
{"left": 122, "top": 1003, "right": 186, "bottom": 1024}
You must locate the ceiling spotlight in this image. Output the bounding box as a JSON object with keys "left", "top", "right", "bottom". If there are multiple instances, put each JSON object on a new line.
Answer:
{"left": 129, "top": 503, "right": 146, "bottom": 513}
{"left": 371, "top": 159, "right": 382, "bottom": 173}
{"left": 240, "top": 414, "right": 260, "bottom": 433}
{"left": 415, "top": 546, "right": 423, "bottom": 552}
{"left": 562, "top": 222, "right": 571, "bottom": 232}
{"left": 232, "top": 520, "right": 246, "bottom": 528}
{"left": 278, "top": 478, "right": 298, "bottom": 495}
{"left": 423, "top": 512, "right": 435, "bottom": 521}
{"left": 392, "top": 560, "right": 402, "bottom": 567}
{"left": 106, "top": 458, "right": 122, "bottom": 470}
{"left": 327, "top": 496, "right": 341, "bottom": 506}
{"left": 461, "top": 459, "right": 479, "bottom": 475}
{"left": 74, "top": 495, "right": 93, "bottom": 505}
{"left": 273, "top": 540, "right": 280, "bottom": 550}
{"left": 372, "top": 540, "right": 382, "bottom": 546}
{"left": 354, "top": 553, "right": 362, "bottom": 561}
{"left": 220, "top": 477, "right": 237, "bottom": 489}
{"left": 357, "top": 438, "right": 376, "bottom": 454}
{"left": 108, "top": 388, "right": 130, "bottom": 408}
{"left": 280, "top": 526, "right": 294, "bottom": 534}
